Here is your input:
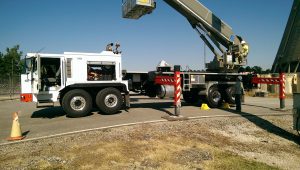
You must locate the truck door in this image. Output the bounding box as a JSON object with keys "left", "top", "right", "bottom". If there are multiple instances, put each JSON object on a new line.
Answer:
{"left": 60, "top": 57, "right": 65, "bottom": 88}
{"left": 32, "top": 55, "right": 41, "bottom": 95}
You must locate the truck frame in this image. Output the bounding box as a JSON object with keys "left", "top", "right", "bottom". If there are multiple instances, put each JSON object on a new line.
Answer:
{"left": 124, "top": 63, "right": 241, "bottom": 108}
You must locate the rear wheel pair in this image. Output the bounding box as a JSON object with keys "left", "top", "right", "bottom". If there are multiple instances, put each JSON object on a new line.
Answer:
{"left": 206, "top": 86, "right": 222, "bottom": 108}
{"left": 62, "top": 88, "right": 122, "bottom": 118}
{"left": 183, "top": 86, "right": 235, "bottom": 108}
{"left": 206, "top": 86, "right": 236, "bottom": 108}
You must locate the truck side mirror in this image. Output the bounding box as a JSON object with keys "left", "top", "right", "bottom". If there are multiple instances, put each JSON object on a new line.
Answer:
{"left": 25, "top": 56, "right": 32, "bottom": 71}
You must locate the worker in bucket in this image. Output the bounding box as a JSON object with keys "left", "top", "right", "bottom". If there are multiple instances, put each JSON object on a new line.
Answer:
{"left": 234, "top": 76, "right": 244, "bottom": 112}
{"left": 236, "top": 36, "right": 249, "bottom": 64}
{"left": 241, "top": 40, "right": 249, "bottom": 57}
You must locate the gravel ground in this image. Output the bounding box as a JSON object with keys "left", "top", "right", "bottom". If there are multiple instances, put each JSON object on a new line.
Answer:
{"left": 0, "top": 115, "right": 299, "bottom": 170}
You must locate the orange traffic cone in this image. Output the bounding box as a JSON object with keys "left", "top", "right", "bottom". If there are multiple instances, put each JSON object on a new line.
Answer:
{"left": 7, "top": 112, "right": 25, "bottom": 141}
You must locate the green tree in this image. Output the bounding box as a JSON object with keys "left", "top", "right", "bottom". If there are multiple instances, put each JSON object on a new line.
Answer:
{"left": 238, "top": 66, "right": 245, "bottom": 73}
{"left": 262, "top": 69, "right": 271, "bottom": 74}
{"left": 251, "top": 66, "right": 263, "bottom": 74}
{"left": 245, "top": 66, "right": 252, "bottom": 72}
{"left": 0, "top": 45, "right": 23, "bottom": 79}
{"left": 239, "top": 66, "right": 271, "bottom": 74}
{"left": 0, "top": 52, "right": 3, "bottom": 75}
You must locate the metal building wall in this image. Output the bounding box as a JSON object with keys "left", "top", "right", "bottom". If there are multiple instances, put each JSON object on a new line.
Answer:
{"left": 272, "top": 0, "right": 300, "bottom": 73}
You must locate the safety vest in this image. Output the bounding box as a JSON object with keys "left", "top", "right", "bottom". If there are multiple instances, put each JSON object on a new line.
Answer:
{"left": 241, "top": 44, "right": 249, "bottom": 57}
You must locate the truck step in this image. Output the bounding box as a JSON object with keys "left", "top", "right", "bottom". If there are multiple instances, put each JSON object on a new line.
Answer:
{"left": 36, "top": 100, "right": 55, "bottom": 108}
{"left": 182, "top": 73, "right": 191, "bottom": 91}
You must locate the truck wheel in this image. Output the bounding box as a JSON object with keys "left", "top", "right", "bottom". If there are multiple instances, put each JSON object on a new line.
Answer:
{"left": 96, "top": 88, "right": 122, "bottom": 115}
{"left": 62, "top": 89, "right": 92, "bottom": 118}
{"left": 225, "top": 86, "right": 235, "bottom": 104}
{"left": 207, "top": 86, "right": 222, "bottom": 108}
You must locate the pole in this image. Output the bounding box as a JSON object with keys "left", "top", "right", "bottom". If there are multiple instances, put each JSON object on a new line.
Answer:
{"left": 12, "top": 59, "right": 14, "bottom": 98}
{"left": 204, "top": 43, "right": 206, "bottom": 69}
{"left": 174, "top": 65, "right": 181, "bottom": 116}
{"left": 279, "top": 73, "right": 286, "bottom": 109}
{"left": 10, "top": 59, "right": 13, "bottom": 99}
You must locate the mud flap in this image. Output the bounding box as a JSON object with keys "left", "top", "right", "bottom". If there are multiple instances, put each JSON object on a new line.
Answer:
{"left": 124, "top": 93, "right": 130, "bottom": 110}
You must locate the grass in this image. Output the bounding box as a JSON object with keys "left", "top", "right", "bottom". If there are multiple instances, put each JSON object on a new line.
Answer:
{"left": 1, "top": 119, "right": 290, "bottom": 170}
{"left": 54, "top": 136, "right": 278, "bottom": 170}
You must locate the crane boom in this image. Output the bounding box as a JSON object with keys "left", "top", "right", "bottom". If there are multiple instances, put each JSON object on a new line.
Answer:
{"left": 163, "top": 0, "right": 234, "bottom": 48}
{"left": 122, "top": 0, "right": 249, "bottom": 72}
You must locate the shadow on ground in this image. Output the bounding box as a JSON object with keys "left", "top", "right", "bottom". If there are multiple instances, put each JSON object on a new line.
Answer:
{"left": 131, "top": 101, "right": 174, "bottom": 115}
{"left": 31, "top": 107, "right": 66, "bottom": 119}
{"left": 130, "top": 100, "right": 194, "bottom": 116}
{"left": 243, "top": 103, "right": 283, "bottom": 110}
{"left": 31, "top": 106, "right": 119, "bottom": 118}
{"left": 221, "top": 108, "right": 300, "bottom": 144}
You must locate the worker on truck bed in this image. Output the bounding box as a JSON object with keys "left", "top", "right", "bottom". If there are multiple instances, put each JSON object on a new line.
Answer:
{"left": 106, "top": 43, "right": 113, "bottom": 51}
{"left": 87, "top": 66, "right": 102, "bottom": 81}
{"left": 234, "top": 76, "right": 244, "bottom": 112}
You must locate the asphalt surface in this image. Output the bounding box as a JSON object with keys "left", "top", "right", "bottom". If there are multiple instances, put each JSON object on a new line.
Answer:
{"left": 0, "top": 95, "right": 294, "bottom": 144}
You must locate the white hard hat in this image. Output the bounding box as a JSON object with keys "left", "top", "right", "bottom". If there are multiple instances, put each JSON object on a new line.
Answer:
{"left": 157, "top": 60, "right": 170, "bottom": 67}
{"left": 241, "top": 41, "right": 246, "bottom": 44}
{"left": 237, "top": 76, "right": 242, "bottom": 81}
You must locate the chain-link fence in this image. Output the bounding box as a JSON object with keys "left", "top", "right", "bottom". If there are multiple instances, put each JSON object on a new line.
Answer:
{"left": 0, "top": 75, "right": 21, "bottom": 100}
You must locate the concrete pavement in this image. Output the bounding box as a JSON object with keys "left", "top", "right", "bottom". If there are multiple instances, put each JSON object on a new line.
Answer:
{"left": 0, "top": 95, "right": 293, "bottom": 144}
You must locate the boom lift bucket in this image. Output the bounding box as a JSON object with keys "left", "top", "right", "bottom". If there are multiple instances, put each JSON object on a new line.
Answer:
{"left": 122, "top": 0, "right": 156, "bottom": 19}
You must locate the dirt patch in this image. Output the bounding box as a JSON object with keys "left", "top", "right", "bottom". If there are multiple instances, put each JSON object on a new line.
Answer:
{"left": 0, "top": 115, "right": 299, "bottom": 170}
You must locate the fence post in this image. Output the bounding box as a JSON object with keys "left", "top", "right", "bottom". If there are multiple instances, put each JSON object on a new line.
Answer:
{"left": 174, "top": 65, "right": 181, "bottom": 116}
{"left": 279, "top": 73, "right": 286, "bottom": 109}
{"left": 9, "top": 74, "right": 12, "bottom": 99}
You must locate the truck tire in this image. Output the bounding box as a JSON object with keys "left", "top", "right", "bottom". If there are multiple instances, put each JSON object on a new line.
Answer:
{"left": 96, "top": 88, "right": 122, "bottom": 115}
{"left": 225, "top": 86, "right": 235, "bottom": 104}
{"left": 62, "top": 89, "right": 93, "bottom": 118}
{"left": 207, "top": 86, "right": 222, "bottom": 108}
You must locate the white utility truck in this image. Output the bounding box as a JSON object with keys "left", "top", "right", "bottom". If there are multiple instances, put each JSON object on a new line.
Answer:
{"left": 21, "top": 50, "right": 129, "bottom": 117}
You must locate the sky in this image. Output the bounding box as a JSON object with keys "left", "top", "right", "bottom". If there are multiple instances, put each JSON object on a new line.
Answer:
{"left": 0, "top": 0, "right": 294, "bottom": 71}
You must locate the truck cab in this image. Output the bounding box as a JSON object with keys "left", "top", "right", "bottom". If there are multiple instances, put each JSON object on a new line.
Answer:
{"left": 21, "top": 51, "right": 129, "bottom": 117}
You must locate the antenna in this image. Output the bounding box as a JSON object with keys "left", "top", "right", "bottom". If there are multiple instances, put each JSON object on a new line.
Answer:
{"left": 35, "top": 47, "right": 45, "bottom": 56}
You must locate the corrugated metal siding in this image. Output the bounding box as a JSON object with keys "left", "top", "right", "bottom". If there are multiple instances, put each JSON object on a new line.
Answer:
{"left": 67, "top": 58, "right": 72, "bottom": 78}
{"left": 272, "top": 0, "right": 300, "bottom": 73}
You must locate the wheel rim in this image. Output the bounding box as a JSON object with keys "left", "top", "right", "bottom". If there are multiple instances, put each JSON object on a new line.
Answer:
{"left": 229, "top": 90, "right": 235, "bottom": 101}
{"left": 231, "top": 94, "right": 235, "bottom": 101}
{"left": 229, "top": 88, "right": 235, "bottom": 101}
{"left": 70, "top": 96, "right": 86, "bottom": 111}
{"left": 104, "top": 94, "right": 118, "bottom": 108}
{"left": 212, "top": 91, "right": 221, "bottom": 103}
